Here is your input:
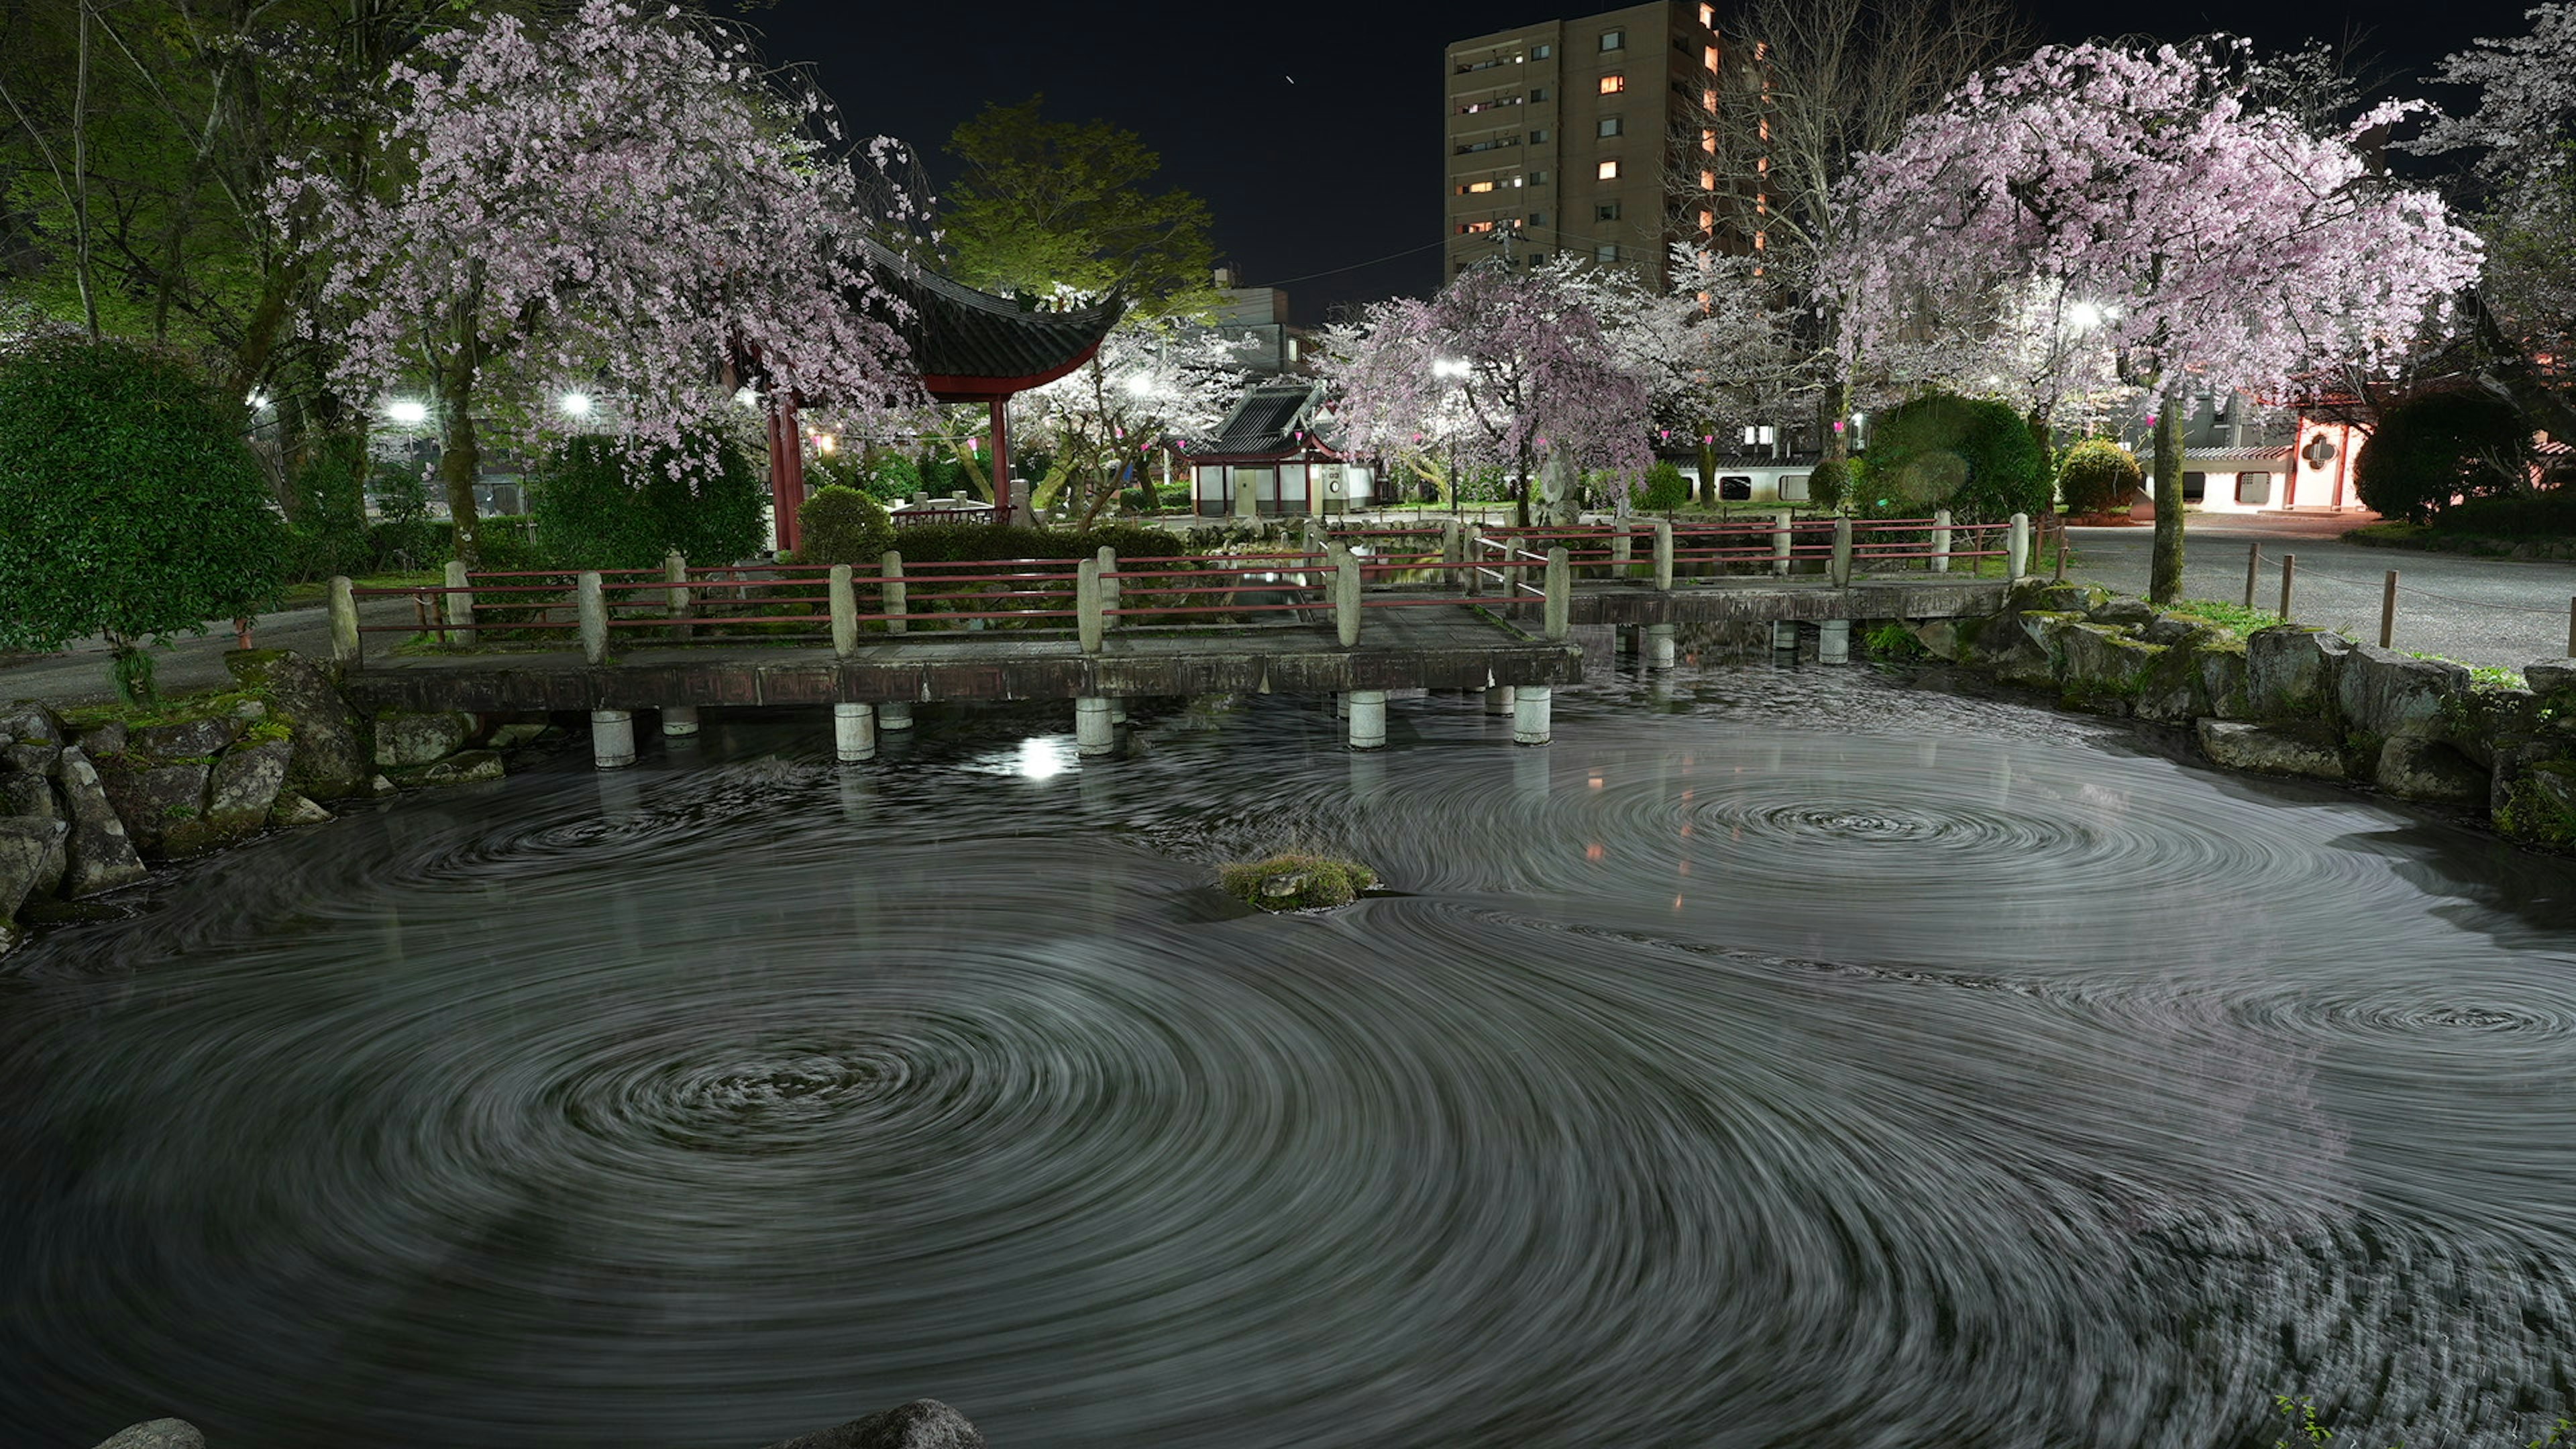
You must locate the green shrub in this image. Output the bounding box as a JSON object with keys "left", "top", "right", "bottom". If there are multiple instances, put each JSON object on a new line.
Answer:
{"left": 1638, "top": 461, "right": 1690, "bottom": 513}
{"left": 1860, "top": 393, "right": 2049, "bottom": 521}
{"left": 1218, "top": 852, "right": 1379, "bottom": 910}
{"left": 0, "top": 335, "right": 286, "bottom": 703}
{"left": 2425, "top": 488, "right": 2576, "bottom": 537}
{"left": 2354, "top": 391, "right": 2533, "bottom": 524}
{"left": 2056, "top": 438, "right": 2144, "bottom": 516}
{"left": 1807, "top": 456, "right": 1852, "bottom": 511}
{"left": 1862, "top": 621, "right": 1927, "bottom": 659}
{"left": 287, "top": 433, "right": 373, "bottom": 580}
{"left": 530, "top": 432, "right": 765, "bottom": 569}
{"left": 796, "top": 485, "right": 892, "bottom": 567}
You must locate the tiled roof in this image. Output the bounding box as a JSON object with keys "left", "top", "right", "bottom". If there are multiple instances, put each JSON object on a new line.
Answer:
{"left": 1195, "top": 381, "right": 1335, "bottom": 460}
{"left": 853, "top": 239, "right": 1123, "bottom": 400}
{"left": 2186, "top": 446, "right": 2296, "bottom": 466}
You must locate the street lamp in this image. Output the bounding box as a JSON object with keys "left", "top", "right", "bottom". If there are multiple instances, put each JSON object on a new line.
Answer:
{"left": 559, "top": 391, "right": 594, "bottom": 418}
{"left": 386, "top": 398, "right": 429, "bottom": 426}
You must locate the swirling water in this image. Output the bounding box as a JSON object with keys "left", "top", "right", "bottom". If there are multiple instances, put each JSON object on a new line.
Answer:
{"left": 4, "top": 656, "right": 2576, "bottom": 1449}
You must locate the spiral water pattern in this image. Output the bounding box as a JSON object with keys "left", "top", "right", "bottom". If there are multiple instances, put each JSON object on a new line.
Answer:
{"left": 3, "top": 664, "right": 2574, "bottom": 1448}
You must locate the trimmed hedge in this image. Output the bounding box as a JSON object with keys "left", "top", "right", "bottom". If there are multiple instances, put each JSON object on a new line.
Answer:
{"left": 1638, "top": 462, "right": 1690, "bottom": 513}
{"left": 1858, "top": 394, "right": 2049, "bottom": 521}
{"left": 2056, "top": 439, "right": 2144, "bottom": 517}
{"left": 529, "top": 432, "right": 765, "bottom": 570}
{"left": 796, "top": 485, "right": 892, "bottom": 567}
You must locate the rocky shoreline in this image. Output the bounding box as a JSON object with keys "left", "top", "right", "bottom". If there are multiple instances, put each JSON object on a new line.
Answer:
{"left": 84, "top": 1399, "right": 985, "bottom": 1448}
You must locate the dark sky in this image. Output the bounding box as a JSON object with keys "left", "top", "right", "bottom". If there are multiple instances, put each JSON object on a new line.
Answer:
{"left": 731, "top": 0, "right": 2545, "bottom": 319}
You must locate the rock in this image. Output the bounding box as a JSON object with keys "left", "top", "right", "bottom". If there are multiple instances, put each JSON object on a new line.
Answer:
{"left": 371, "top": 773, "right": 399, "bottom": 796}
{"left": 2447, "top": 689, "right": 2539, "bottom": 769}
{"left": 225, "top": 649, "right": 370, "bottom": 800}
{"left": 76, "top": 719, "right": 128, "bottom": 758}
{"left": 487, "top": 720, "right": 554, "bottom": 749}
{"left": 205, "top": 739, "right": 293, "bottom": 836}
{"left": 766, "top": 1399, "right": 986, "bottom": 1449}
{"left": 2141, "top": 615, "right": 2200, "bottom": 646}
{"left": 2526, "top": 659, "right": 2576, "bottom": 696}
{"left": 1972, "top": 609, "right": 2076, "bottom": 688}
{"left": 2336, "top": 645, "right": 2466, "bottom": 741}
{"left": 1907, "top": 619, "right": 1966, "bottom": 661}
{"left": 2056, "top": 623, "right": 2163, "bottom": 714}
{"left": 2245, "top": 626, "right": 2353, "bottom": 721}
{"left": 374, "top": 709, "right": 476, "bottom": 767}
{"left": 2, "top": 741, "right": 61, "bottom": 773}
{"left": 2196, "top": 719, "right": 2348, "bottom": 780}
{"left": 0, "top": 700, "right": 64, "bottom": 747}
{"left": 1260, "top": 871, "right": 1309, "bottom": 897}
{"left": 133, "top": 715, "right": 244, "bottom": 760}
{"left": 2017, "top": 582, "right": 2105, "bottom": 614}
{"left": 0, "top": 817, "right": 69, "bottom": 920}
{"left": 0, "top": 771, "right": 62, "bottom": 822}
{"left": 54, "top": 747, "right": 147, "bottom": 896}
{"left": 2375, "top": 737, "right": 2489, "bottom": 806}
{"left": 270, "top": 792, "right": 333, "bottom": 826}
{"left": 2086, "top": 597, "right": 2159, "bottom": 629}
{"left": 97, "top": 757, "right": 215, "bottom": 857}
{"left": 89, "top": 1419, "right": 205, "bottom": 1449}
{"left": 2497, "top": 754, "right": 2576, "bottom": 847}
{"left": 2195, "top": 639, "right": 2252, "bottom": 720}
{"left": 233, "top": 698, "right": 269, "bottom": 720}
{"left": 387, "top": 749, "right": 505, "bottom": 789}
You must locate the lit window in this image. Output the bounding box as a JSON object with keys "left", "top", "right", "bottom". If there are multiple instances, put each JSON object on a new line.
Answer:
{"left": 1598, "top": 159, "right": 1620, "bottom": 180}
{"left": 1534, "top": 43, "right": 1552, "bottom": 58}
{"left": 1704, "top": 88, "right": 1717, "bottom": 110}
{"left": 1599, "top": 28, "right": 1625, "bottom": 50}
{"left": 1598, "top": 117, "right": 1623, "bottom": 137}
{"left": 1462, "top": 220, "right": 1495, "bottom": 233}
{"left": 1705, "top": 45, "right": 1719, "bottom": 71}
{"left": 1597, "top": 201, "right": 1621, "bottom": 221}
{"left": 1700, "top": 3, "right": 1714, "bottom": 23}
{"left": 1465, "top": 180, "right": 1496, "bottom": 193}
{"left": 1698, "top": 208, "right": 1713, "bottom": 231}
{"left": 1701, "top": 169, "right": 1715, "bottom": 189}
{"left": 1599, "top": 74, "right": 1625, "bottom": 94}
{"left": 1702, "top": 127, "right": 1716, "bottom": 154}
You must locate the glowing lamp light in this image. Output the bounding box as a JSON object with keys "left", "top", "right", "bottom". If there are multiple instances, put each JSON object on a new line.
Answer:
{"left": 385, "top": 399, "right": 429, "bottom": 426}
{"left": 812, "top": 433, "right": 837, "bottom": 454}
{"left": 2067, "top": 301, "right": 2106, "bottom": 331}
{"left": 246, "top": 390, "right": 272, "bottom": 412}
{"left": 559, "top": 391, "right": 594, "bottom": 417}
{"left": 733, "top": 386, "right": 761, "bottom": 409}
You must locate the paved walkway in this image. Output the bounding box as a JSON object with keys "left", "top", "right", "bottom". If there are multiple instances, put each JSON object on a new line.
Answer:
{"left": 2059, "top": 515, "right": 2576, "bottom": 673}
{"left": 0, "top": 594, "right": 423, "bottom": 706}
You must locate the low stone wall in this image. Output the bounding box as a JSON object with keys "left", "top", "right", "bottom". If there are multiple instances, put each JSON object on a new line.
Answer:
{"left": 1, "top": 649, "right": 555, "bottom": 955}
{"left": 1901, "top": 581, "right": 2576, "bottom": 847}
{"left": 85, "top": 1399, "right": 985, "bottom": 1448}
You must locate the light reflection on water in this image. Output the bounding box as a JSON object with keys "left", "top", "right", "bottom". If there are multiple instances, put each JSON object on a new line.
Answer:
{"left": 3, "top": 660, "right": 2574, "bottom": 1449}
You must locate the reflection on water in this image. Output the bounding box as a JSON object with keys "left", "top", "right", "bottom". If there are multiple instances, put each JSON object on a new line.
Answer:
{"left": 3, "top": 663, "right": 2575, "bottom": 1449}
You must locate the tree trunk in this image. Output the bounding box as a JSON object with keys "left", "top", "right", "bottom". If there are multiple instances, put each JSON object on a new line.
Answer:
{"left": 70, "top": 0, "right": 100, "bottom": 339}
{"left": 1818, "top": 377, "right": 1851, "bottom": 469}
{"left": 1514, "top": 441, "right": 1533, "bottom": 529}
{"left": 437, "top": 352, "right": 482, "bottom": 568}
{"left": 1697, "top": 431, "right": 1717, "bottom": 506}
{"left": 2149, "top": 381, "right": 2185, "bottom": 604}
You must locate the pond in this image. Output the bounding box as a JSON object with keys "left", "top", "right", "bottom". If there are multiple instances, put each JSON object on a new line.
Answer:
{"left": 4, "top": 659, "right": 2573, "bottom": 1448}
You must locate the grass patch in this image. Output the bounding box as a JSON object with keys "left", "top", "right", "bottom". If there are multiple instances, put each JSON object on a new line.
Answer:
{"left": 2159, "top": 598, "right": 2284, "bottom": 638}
{"left": 1862, "top": 622, "right": 1927, "bottom": 659}
{"left": 1218, "top": 852, "right": 1379, "bottom": 911}
{"left": 58, "top": 686, "right": 264, "bottom": 735}
{"left": 2407, "top": 652, "right": 2526, "bottom": 690}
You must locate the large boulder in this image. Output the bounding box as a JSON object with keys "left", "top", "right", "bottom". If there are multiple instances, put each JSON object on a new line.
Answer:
{"left": 2336, "top": 645, "right": 2467, "bottom": 742}
{"left": 225, "top": 649, "right": 370, "bottom": 800}
{"left": 2443, "top": 688, "right": 2540, "bottom": 769}
{"left": 2086, "top": 596, "right": 2159, "bottom": 629}
{"left": 2196, "top": 719, "right": 2347, "bottom": 780}
{"left": 89, "top": 1420, "right": 205, "bottom": 1449}
{"left": 1972, "top": 609, "right": 2076, "bottom": 688}
{"left": 0, "top": 771, "right": 62, "bottom": 822}
{"left": 0, "top": 817, "right": 69, "bottom": 920}
{"left": 133, "top": 715, "right": 244, "bottom": 760}
{"left": 375, "top": 709, "right": 475, "bottom": 767}
{"left": 2245, "top": 626, "right": 2353, "bottom": 721}
{"left": 2056, "top": 623, "right": 2163, "bottom": 714}
{"left": 54, "top": 747, "right": 147, "bottom": 896}
{"left": 2015, "top": 581, "right": 2106, "bottom": 614}
{"left": 2374, "top": 737, "right": 2489, "bottom": 806}
{"left": 0, "top": 700, "right": 64, "bottom": 747}
{"left": 386, "top": 748, "right": 505, "bottom": 789}
{"left": 205, "top": 739, "right": 294, "bottom": 837}
{"left": 2497, "top": 755, "right": 2576, "bottom": 848}
{"left": 97, "top": 757, "right": 214, "bottom": 857}
{"left": 2526, "top": 658, "right": 2576, "bottom": 696}
{"left": 767, "top": 1400, "right": 985, "bottom": 1449}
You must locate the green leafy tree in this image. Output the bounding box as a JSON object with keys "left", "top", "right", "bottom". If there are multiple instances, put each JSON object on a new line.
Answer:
{"left": 0, "top": 335, "right": 285, "bottom": 703}
{"left": 2353, "top": 390, "right": 2535, "bottom": 523}
{"left": 1857, "top": 394, "right": 2049, "bottom": 521}
{"left": 529, "top": 432, "right": 765, "bottom": 570}
{"left": 941, "top": 95, "right": 1218, "bottom": 317}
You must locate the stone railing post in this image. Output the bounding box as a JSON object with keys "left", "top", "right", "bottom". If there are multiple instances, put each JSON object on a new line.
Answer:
{"left": 1463, "top": 524, "right": 1485, "bottom": 597}
{"left": 1772, "top": 509, "right": 1794, "bottom": 578}
{"left": 664, "top": 550, "right": 692, "bottom": 641}
{"left": 2008, "top": 512, "right": 2032, "bottom": 580}
{"left": 1097, "top": 546, "right": 1120, "bottom": 631}
{"left": 1830, "top": 517, "right": 1854, "bottom": 588}
{"left": 1334, "top": 544, "right": 1362, "bottom": 647}
{"left": 1442, "top": 517, "right": 1464, "bottom": 570}
{"left": 1931, "top": 508, "right": 1953, "bottom": 574}
{"left": 1544, "top": 546, "right": 1570, "bottom": 641}
{"left": 830, "top": 564, "right": 858, "bottom": 659}
{"left": 1654, "top": 520, "right": 1674, "bottom": 591}
{"left": 577, "top": 571, "right": 608, "bottom": 664}
{"left": 881, "top": 550, "right": 908, "bottom": 634}
{"left": 442, "top": 559, "right": 474, "bottom": 647}
{"left": 328, "top": 575, "right": 360, "bottom": 665}
{"left": 1077, "top": 557, "right": 1105, "bottom": 653}
{"left": 1610, "top": 526, "right": 1633, "bottom": 579}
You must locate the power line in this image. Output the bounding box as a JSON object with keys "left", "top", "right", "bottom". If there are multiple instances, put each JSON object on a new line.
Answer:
{"left": 1258, "top": 237, "right": 1452, "bottom": 288}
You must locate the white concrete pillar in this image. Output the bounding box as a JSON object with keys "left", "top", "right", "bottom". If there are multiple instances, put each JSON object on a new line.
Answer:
{"left": 1647, "top": 623, "right": 1677, "bottom": 672}
{"left": 1075, "top": 696, "right": 1116, "bottom": 755}
{"left": 590, "top": 709, "right": 636, "bottom": 769}
{"left": 1819, "top": 619, "right": 1851, "bottom": 665}
{"left": 1110, "top": 700, "right": 1128, "bottom": 725}
{"left": 2008, "top": 512, "right": 2032, "bottom": 580}
{"left": 1334, "top": 692, "right": 1350, "bottom": 718}
{"left": 1484, "top": 684, "right": 1516, "bottom": 715}
{"left": 1771, "top": 621, "right": 1801, "bottom": 651}
{"left": 1347, "top": 689, "right": 1388, "bottom": 750}
{"left": 1931, "top": 508, "right": 1954, "bottom": 574}
{"left": 877, "top": 701, "right": 914, "bottom": 731}
{"left": 833, "top": 702, "right": 876, "bottom": 763}
{"left": 661, "top": 704, "right": 700, "bottom": 736}
{"left": 1512, "top": 684, "right": 1553, "bottom": 746}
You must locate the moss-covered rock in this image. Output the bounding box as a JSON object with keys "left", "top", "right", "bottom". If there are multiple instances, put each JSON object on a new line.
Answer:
{"left": 2496, "top": 759, "right": 2576, "bottom": 849}
{"left": 1218, "top": 853, "right": 1379, "bottom": 911}
{"left": 2056, "top": 623, "right": 2163, "bottom": 714}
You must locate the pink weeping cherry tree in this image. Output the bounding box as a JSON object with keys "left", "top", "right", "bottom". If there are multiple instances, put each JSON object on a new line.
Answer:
{"left": 272, "top": 0, "right": 919, "bottom": 564}
{"left": 1827, "top": 38, "right": 2481, "bottom": 601}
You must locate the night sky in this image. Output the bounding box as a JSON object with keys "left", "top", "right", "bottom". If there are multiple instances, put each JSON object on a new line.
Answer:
{"left": 731, "top": 0, "right": 2547, "bottom": 318}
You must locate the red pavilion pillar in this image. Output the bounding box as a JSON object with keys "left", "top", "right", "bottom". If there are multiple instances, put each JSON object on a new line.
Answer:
{"left": 769, "top": 397, "right": 808, "bottom": 555}
{"left": 987, "top": 396, "right": 1014, "bottom": 522}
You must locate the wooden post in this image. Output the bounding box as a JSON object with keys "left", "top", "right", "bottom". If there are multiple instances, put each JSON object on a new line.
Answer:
{"left": 1654, "top": 519, "right": 1674, "bottom": 591}
{"left": 2567, "top": 596, "right": 2576, "bottom": 657}
{"left": 1097, "top": 546, "right": 1120, "bottom": 631}
{"left": 1831, "top": 516, "right": 1854, "bottom": 588}
{"left": 1334, "top": 545, "right": 1362, "bottom": 647}
{"left": 441, "top": 559, "right": 474, "bottom": 646}
{"left": 577, "top": 571, "right": 608, "bottom": 664}
{"left": 2052, "top": 517, "right": 2069, "bottom": 581}
{"left": 2243, "top": 541, "right": 2262, "bottom": 610}
{"left": 1544, "top": 546, "right": 1570, "bottom": 641}
{"left": 663, "top": 551, "right": 691, "bottom": 642}
{"left": 2007, "top": 513, "right": 2031, "bottom": 580}
{"left": 2277, "top": 553, "right": 2297, "bottom": 621}
{"left": 1077, "top": 557, "right": 1104, "bottom": 653}
{"left": 2379, "top": 570, "right": 2399, "bottom": 649}
{"left": 1931, "top": 508, "right": 1953, "bottom": 574}
{"left": 830, "top": 564, "right": 857, "bottom": 659}
{"left": 328, "top": 576, "right": 360, "bottom": 665}
{"left": 881, "top": 550, "right": 908, "bottom": 634}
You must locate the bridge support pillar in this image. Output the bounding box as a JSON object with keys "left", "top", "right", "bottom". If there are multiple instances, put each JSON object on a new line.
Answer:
{"left": 590, "top": 710, "right": 637, "bottom": 769}
{"left": 1348, "top": 690, "right": 1388, "bottom": 750}
{"left": 1513, "top": 685, "right": 1553, "bottom": 746}
{"left": 661, "top": 705, "right": 700, "bottom": 737}
{"left": 878, "top": 701, "right": 914, "bottom": 731}
{"left": 834, "top": 702, "right": 876, "bottom": 763}
{"left": 1075, "top": 697, "right": 1116, "bottom": 756}
{"left": 1484, "top": 684, "right": 1515, "bottom": 715}
{"left": 1646, "top": 623, "right": 1677, "bottom": 672}
{"left": 1770, "top": 621, "right": 1800, "bottom": 651}
{"left": 1818, "top": 620, "right": 1851, "bottom": 665}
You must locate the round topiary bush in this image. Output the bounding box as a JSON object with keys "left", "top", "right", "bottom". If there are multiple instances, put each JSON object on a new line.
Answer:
{"left": 1860, "top": 393, "right": 2049, "bottom": 521}
{"left": 0, "top": 335, "right": 286, "bottom": 703}
{"left": 796, "top": 484, "right": 892, "bottom": 567}
{"left": 2354, "top": 391, "right": 2533, "bottom": 525}
{"left": 1806, "top": 455, "right": 1853, "bottom": 512}
{"left": 1638, "top": 461, "right": 1690, "bottom": 513}
{"left": 1218, "top": 852, "right": 1379, "bottom": 911}
{"left": 2056, "top": 439, "right": 2145, "bottom": 517}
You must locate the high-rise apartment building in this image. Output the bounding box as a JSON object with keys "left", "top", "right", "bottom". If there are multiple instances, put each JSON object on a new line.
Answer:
{"left": 1442, "top": 1, "right": 1731, "bottom": 286}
